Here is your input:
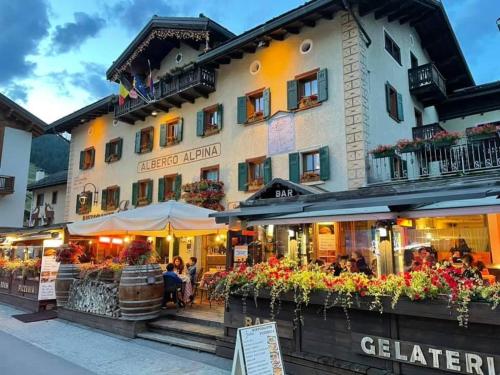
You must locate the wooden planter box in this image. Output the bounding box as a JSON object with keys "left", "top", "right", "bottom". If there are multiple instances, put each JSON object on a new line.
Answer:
{"left": 219, "top": 290, "right": 500, "bottom": 375}
{"left": 467, "top": 133, "right": 497, "bottom": 143}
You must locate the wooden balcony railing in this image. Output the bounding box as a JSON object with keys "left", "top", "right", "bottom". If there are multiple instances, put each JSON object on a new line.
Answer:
{"left": 412, "top": 123, "right": 445, "bottom": 140}
{"left": 408, "top": 63, "right": 447, "bottom": 106}
{"left": 0, "top": 176, "right": 14, "bottom": 195}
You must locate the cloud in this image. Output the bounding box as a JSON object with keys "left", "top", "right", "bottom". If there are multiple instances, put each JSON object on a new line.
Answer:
{"left": 107, "top": 0, "right": 179, "bottom": 32}
{"left": 0, "top": 0, "right": 50, "bottom": 84}
{"left": 51, "top": 12, "right": 106, "bottom": 53}
{"left": 3, "top": 83, "right": 29, "bottom": 102}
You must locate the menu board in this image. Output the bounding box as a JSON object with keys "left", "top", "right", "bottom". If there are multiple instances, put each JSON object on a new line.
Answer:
{"left": 38, "top": 248, "right": 60, "bottom": 301}
{"left": 267, "top": 113, "right": 295, "bottom": 156}
{"left": 234, "top": 245, "right": 249, "bottom": 263}
{"left": 231, "top": 322, "right": 284, "bottom": 375}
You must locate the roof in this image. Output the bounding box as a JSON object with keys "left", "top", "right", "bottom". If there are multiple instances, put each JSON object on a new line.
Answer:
{"left": 0, "top": 93, "right": 46, "bottom": 136}
{"left": 438, "top": 81, "right": 500, "bottom": 121}
{"left": 106, "top": 16, "right": 235, "bottom": 80}
{"left": 27, "top": 170, "right": 68, "bottom": 191}
{"left": 46, "top": 95, "right": 115, "bottom": 133}
{"left": 197, "top": 0, "right": 473, "bottom": 92}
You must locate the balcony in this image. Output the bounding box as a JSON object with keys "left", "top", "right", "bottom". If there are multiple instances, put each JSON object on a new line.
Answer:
{"left": 0, "top": 176, "right": 14, "bottom": 195}
{"left": 412, "top": 123, "right": 445, "bottom": 141}
{"left": 408, "top": 63, "right": 447, "bottom": 107}
{"left": 368, "top": 135, "right": 500, "bottom": 184}
{"left": 115, "top": 67, "right": 216, "bottom": 124}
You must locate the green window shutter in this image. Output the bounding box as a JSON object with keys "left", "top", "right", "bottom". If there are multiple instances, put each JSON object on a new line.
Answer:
{"left": 90, "top": 148, "right": 95, "bottom": 168}
{"left": 147, "top": 127, "right": 154, "bottom": 152}
{"left": 263, "top": 157, "right": 272, "bottom": 184}
{"left": 178, "top": 119, "right": 183, "bottom": 142}
{"left": 160, "top": 124, "right": 167, "bottom": 147}
{"left": 263, "top": 88, "right": 271, "bottom": 118}
{"left": 158, "top": 178, "right": 165, "bottom": 202}
{"left": 114, "top": 187, "right": 120, "bottom": 207}
{"left": 146, "top": 180, "right": 153, "bottom": 204}
{"left": 101, "top": 189, "right": 108, "bottom": 210}
{"left": 105, "top": 142, "right": 111, "bottom": 163}
{"left": 117, "top": 138, "right": 123, "bottom": 159}
{"left": 319, "top": 146, "right": 330, "bottom": 181}
{"left": 196, "top": 111, "right": 205, "bottom": 136}
{"left": 238, "top": 162, "right": 248, "bottom": 191}
{"left": 79, "top": 151, "right": 84, "bottom": 169}
{"left": 385, "top": 82, "right": 392, "bottom": 114}
{"left": 174, "top": 174, "right": 182, "bottom": 200}
{"left": 76, "top": 194, "right": 81, "bottom": 214}
{"left": 288, "top": 152, "right": 300, "bottom": 183}
{"left": 237, "top": 96, "right": 247, "bottom": 124}
{"left": 287, "top": 80, "right": 298, "bottom": 110}
{"left": 397, "top": 92, "right": 404, "bottom": 121}
{"left": 317, "top": 69, "right": 328, "bottom": 102}
{"left": 132, "top": 182, "right": 138, "bottom": 206}
{"left": 217, "top": 104, "right": 223, "bottom": 130}
{"left": 134, "top": 131, "right": 141, "bottom": 153}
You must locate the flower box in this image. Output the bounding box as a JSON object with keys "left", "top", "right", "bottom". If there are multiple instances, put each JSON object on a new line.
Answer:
{"left": 467, "top": 133, "right": 498, "bottom": 143}
{"left": 299, "top": 95, "right": 318, "bottom": 109}
{"left": 372, "top": 150, "right": 396, "bottom": 159}
{"left": 301, "top": 172, "right": 320, "bottom": 182}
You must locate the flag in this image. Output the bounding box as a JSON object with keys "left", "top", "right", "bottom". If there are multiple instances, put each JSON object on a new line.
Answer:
{"left": 129, "top": 89, "right": 138, "bottom": 99}
{"left": 133, "top": 75, "right": 150, "bottom": 101}
{"left": 147, "top": 59, "right": 155, "bottom": 97}
{"left": 118, "top": 82, "right": 129, "bottom": 106}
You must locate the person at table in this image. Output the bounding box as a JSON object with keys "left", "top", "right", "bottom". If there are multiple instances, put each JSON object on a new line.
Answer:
{"left": 333, "top": 255, "right": 351, "bottom": 276}
{"left": 173, "top": 256, "right": 185, "bottom": 275}
{"left": 461, "top": 254, "right": 482, "bottom": 281}
{"left": 162, "top": 263, "right": 184, "bottom": 308}
{"left": 352, "top": 251, "right": 372, "bottom": 276}
{"left": 187, "top": 256, "right": 198, "bottom": 285}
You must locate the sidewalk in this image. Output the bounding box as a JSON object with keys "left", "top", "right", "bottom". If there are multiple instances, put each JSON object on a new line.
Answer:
{"left": 0, "top": 303, "right": 231, "bottom": 375}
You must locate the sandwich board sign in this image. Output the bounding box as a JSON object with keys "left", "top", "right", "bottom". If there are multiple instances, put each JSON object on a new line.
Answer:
{"left": 231, "top": 322, "right": 285, "bottom": 375}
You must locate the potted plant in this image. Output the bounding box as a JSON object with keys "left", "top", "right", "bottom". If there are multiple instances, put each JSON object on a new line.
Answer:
{"left": 118, "top": 240, "right": 164, "bottom": 320}
{"left": 370, "top": 145, "right": 396, "bottom": 159}
{"left": 396, "top": 138, "right": 424, "bottom": 153}
{"left": 248, "top": 178, "right": 264, "bottom": 191}
{"left": 301, "top": 172, "right": 321, "bottom": 182}
{"left": 55, "top": 243, "right": 84, "bottom": 307}
{"left": 429, "top": 131, "right": 461, "bottom": 148}
{"left": 466, "top": 124, "right": 499, "bottom": 143}
{"left": 299, "top": 94, "right": 318, "bottom": 109}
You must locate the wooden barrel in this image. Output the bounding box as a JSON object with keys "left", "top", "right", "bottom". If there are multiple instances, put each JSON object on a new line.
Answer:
{"left": 119, "top": 264, "right": 164, "bottom": 321}
{"left": 55, "top": 264, "right": 80, "bottom": 307}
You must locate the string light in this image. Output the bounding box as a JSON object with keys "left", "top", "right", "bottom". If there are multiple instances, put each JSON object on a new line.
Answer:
{"left": 166, "top": 234, "right": 173, "bottom": 242}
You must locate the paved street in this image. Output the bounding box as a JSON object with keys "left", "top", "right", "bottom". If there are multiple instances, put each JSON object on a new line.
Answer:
{"left": 0, "top": 303, "right": 231, "bottom": 375}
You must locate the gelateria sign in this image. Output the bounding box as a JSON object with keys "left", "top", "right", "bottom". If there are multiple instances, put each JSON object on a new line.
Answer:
{"left": 137, "top": 143, "right": 221, "bottom": 173}
{"left": 353, "top": 333, "right": 498, "bottom": 374}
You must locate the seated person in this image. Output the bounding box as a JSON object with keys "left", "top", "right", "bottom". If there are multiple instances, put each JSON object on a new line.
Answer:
{"left": 461, "top": 254, "right": 482, "bottom": 281}
{"left": 187, "top": 256, "right": 198, "bottom": 285}
{"left": 333, "top": 255, "right": 351, "bottom": 276}
{"left": 173, "top": 256, "right": 185, "bottom": 275}
{"left": 162, "top": 263, "right": 184, "bottom": 308}
{"left": 352, "top": 251, "right": 372, "bottom": 276}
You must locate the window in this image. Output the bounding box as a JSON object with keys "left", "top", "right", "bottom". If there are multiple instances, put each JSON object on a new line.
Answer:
{"left": 415, "top": 108, "right": 423, "bottom": 127}
{"left": 36, "top": 193, "right": 44, "bottom": 207}
{"left": 160, "top": 119, "right": 183, "bottom": 147}
{"left": 197, "top": 105, "right": 223, "bottom": 137}
{"left": 238, "top": 157, "right": 272, "bottom": 192}
{"left": 135, "top": 127, "right": 154, "bottom": 154}
{"left": 384, "top": 31, "right": 401, "bottom": 65}
{"left": 201, "top": 165, "right": 219, "bottom": 181}
{"left": 385, "top": 82, "right": 404, "bottom": 122}
{"left": 101, "top": 186, "right": 120, "bottom": 211}
{"left": 288, "top": 146, "right": 330, "bottom": 183}
{"left": 287, "top": 69, "right": 328, "bottom": 111}
{"left": 158, "top": 174, "right": 181, "bottom": 201}
{"left": 51, "top": 191, "right": 58, "bottom": 205}
{"left": 237, "top": 88, "right": 270, "bottom": 124}
{"left": 410, "top": 52, "right": 418, "bottom": 69}
{"left": 79, "top": 147, "right": 95, "bottom": 170}
{"left": 105, "top": 138, "right": 123, "bottom": 163}
{"left": 132, "top": 179, "right": 153, "bottom": 207}
{"left": 75, "top": 191, "right": 92, "bottom": 215}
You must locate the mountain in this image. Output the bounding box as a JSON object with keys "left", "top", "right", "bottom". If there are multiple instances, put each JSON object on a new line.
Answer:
{"left": 30, "top": 134, "right": 69, "bottom": 174}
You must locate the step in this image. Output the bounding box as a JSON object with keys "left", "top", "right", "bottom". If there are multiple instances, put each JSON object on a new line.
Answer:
{"left": 137, "top": 332, "right": 216, "bottom": 354}
{"left": 148, "top": 319, "right": 224, "bottom": 340}
{"left": 159, "top": 310, "right": 224, "bottom": 328}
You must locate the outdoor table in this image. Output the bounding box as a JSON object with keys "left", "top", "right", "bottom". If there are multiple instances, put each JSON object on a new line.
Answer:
{"left": 179, "top": 274, "right": 193, "bottom": 303}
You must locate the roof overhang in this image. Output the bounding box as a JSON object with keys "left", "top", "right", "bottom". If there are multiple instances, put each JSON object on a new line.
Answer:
{"left": 0, "top": 93, "right": 46, "bottom": 136}
{"left": 47, "top": 95, "right": 115, "bottom": 134}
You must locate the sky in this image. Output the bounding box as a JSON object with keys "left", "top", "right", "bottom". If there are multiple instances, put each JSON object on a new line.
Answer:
{"left": 0, "top": 0, "right": 498, "bottom": 124}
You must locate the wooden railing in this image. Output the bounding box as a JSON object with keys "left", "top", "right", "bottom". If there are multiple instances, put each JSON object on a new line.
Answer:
{"left": 408, "top": 63, "right": 446, "bottom": 95}
{"left": 0, "top": 176, "right": 14, "bottom": 195}
{"left": 412, "top": 123, "right": 445, "bottom": 140}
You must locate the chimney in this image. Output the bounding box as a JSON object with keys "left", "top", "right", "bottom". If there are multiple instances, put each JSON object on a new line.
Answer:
{"left": 35, "top": 170, "right": 46, "bottom": 182}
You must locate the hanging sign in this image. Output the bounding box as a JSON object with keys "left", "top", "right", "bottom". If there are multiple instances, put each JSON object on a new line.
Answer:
{"left": 267, "top": 113, "right": 295, "bottom": 156}
{"left": 38, "top": 247, "right": 60, "bottom": 301}
{"left": 231, "top": 322, "right": 285, "bottom": 375}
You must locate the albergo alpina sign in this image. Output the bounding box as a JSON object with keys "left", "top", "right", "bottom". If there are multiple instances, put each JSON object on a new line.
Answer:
{"left": 353, "top": 333, "right": 498, "bottom": 374}
{"left": 137, "top": 143, "right": 221, "bottom": 173}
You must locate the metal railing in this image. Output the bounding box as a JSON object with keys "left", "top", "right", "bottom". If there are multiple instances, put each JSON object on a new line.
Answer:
{"left": 0, "top": 176, "right": 14, "bottom": 195}
{"left": 368, "top": 137, "right": 500, "bottom": 184}
{"left": 408, "top": 63, "right": 446, "bottom": 95}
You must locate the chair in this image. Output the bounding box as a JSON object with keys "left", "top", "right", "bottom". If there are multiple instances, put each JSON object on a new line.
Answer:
{"left": 162, "top": 275, "right": 183, "bottom": 308}
{"left": 190, "top": 267, "right": 204, "bottom": 307}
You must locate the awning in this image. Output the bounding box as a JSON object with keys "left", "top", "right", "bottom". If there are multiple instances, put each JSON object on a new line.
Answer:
{"left": 400, "top": 196, "right": 500, "bottom": 218}
{"left": 67, "top": 200, "right": 226, "bottom": 237}
{"left": 248, "top": 206, "right": 394, "bottom": 225}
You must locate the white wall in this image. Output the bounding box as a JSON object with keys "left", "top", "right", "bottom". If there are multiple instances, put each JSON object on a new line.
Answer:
{"left": 0, "top": 127, "right": 32, "bottom": 227}
{"left": 441, "top": 109, "right": 500, "bottom": 133}
{"left": 362, "top": 11, "right": 439, "bottom": 151}
{"left": 30, "top": 184, "right": 67, "bottom": 225}
{"left": 66, "top": 16, "right": 347, "bottom": 222}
